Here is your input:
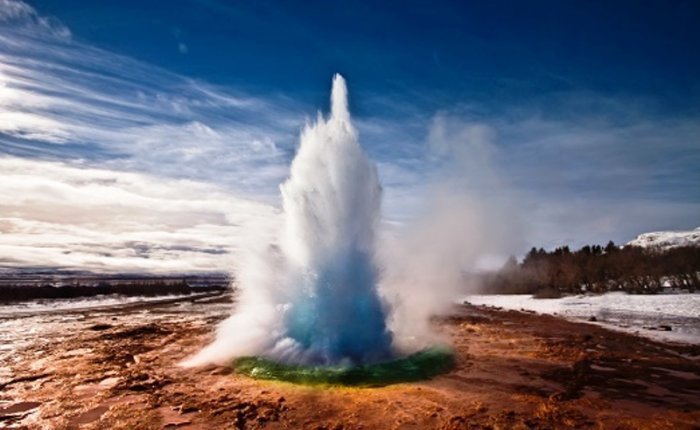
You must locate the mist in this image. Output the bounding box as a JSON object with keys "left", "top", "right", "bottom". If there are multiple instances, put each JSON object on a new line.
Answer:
{"left": 377, "top": 114, "right": 523, "bottom": 351}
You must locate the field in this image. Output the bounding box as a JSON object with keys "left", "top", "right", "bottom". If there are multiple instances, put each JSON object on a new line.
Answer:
{"left": 1, "top": 294, "right": 699, "bottom": 429}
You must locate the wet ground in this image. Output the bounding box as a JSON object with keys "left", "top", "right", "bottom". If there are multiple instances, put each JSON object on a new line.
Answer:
{"left": 1, "top": 294, "right": 699, "bottom": 429}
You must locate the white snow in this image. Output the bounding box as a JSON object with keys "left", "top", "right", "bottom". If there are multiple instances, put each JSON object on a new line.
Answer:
{"left": 627, "top": 226, "right": 700, "bottom": 250}
{"left": 463, "top": 292, "right": 700, "bottom": 345}
{"left": 0, "top": 293, "right": 200, "bottom": 317}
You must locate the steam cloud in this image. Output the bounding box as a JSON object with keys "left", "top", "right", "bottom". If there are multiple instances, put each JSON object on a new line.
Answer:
{"left": 185, "top": 74, "right": 496, "bottom": 367}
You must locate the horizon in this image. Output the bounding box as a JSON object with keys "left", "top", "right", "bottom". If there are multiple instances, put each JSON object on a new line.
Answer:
{"left": 1, "top": 0, "right": 699, "bottom": 273}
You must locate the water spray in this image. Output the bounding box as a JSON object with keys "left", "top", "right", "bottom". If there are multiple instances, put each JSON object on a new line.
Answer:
{"left": 185, "top": 74, "right": 453, "bottom": 384}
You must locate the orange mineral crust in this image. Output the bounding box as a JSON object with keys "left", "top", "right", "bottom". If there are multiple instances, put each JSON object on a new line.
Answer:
{"left": 1, "top": 296, "right": 698, "bottom": 429}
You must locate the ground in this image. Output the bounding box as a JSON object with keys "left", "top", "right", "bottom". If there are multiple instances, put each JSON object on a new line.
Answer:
{"left": 1, "top": 295, "right": 699, "bottom": 429}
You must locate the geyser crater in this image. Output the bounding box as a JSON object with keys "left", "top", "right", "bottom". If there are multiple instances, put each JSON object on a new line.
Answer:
{"left": 185, "top": 74, "right": 453, "bottom": 384}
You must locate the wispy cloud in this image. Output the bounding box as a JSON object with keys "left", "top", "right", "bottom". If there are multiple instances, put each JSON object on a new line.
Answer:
{"left": 0, "top": 3, "right": 305, "bottom": 199}
{"left": 0, "top": 0, "right": 698, "bottom": 272}
{"left": 0, "top": 0, "right": 70, "bottom": 39}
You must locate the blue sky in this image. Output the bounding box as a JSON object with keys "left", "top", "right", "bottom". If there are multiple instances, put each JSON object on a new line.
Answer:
{"left": 26, "top": 1, "right": 700, "bottom": 111}
{"left": 0, "top": 0, "right": 699, "bottom": 271}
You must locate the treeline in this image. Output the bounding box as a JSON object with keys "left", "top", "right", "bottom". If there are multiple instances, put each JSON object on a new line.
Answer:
{"left": 0, "top": 280, "right": 229, "bottom": 303}
{"left": 481, "top": 243, "right": 700, "bottom": 296}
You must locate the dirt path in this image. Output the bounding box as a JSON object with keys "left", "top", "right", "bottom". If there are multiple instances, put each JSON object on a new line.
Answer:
{"left": 1, "top": 300, "right": 699, "bottom": 429}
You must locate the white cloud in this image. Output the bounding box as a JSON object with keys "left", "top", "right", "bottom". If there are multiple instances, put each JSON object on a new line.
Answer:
{"left": 0, "top": 0, "right": 70, "bottom": 39}
{"left": 0, "top": 156, "right": 280, "bottom": 272}
{"left": 0, "top": 111, "right": 71, "bottom": 143}
{"left": 0, "top": 19, "right": 302, "bottom": 198}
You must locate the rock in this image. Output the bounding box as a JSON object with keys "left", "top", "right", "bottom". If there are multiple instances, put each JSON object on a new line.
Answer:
{"left": 448, "top": 415, "right": 467, "bottom": 427}
{"left": 179, "top": 404, "right": 199, "bottom": 413}
{"left": 160, "top": 406, "right": 194, "bottom": 428}
{"left": 100, "top": 377, "right": 121, "bottom": 388}
{"left": 120, "top": 373, "right": 171, "bottom": 392}
{"left": 0, "top": 401, "right": 42, "bottom": 415}
{"left": 70, "top": 405, "right": 110, "bottom": 426}
{"left": 163, "top": 420, "right": 191, "bottom": 428}
{"left": 588, "top": 316, "right": 597, "bottom": 322}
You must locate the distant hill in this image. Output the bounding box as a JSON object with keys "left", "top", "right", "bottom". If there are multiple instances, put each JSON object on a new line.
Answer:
{"left": 627, "top": 227, "right": 700, "bottom": 250}
{"left": 0, "top": 270, "right": 231, "bottom": 302}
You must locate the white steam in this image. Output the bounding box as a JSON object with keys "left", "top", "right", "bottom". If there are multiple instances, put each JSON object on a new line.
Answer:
{"left": 184, "top": 75, "right": 515, "bottom": 367}
{"left": 184, "top": 75, "right": 390, "bottom": 366}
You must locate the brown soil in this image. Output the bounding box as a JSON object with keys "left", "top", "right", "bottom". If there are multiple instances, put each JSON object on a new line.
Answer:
{"left": 1, "top": 299, "right": 699, "bottom": 429}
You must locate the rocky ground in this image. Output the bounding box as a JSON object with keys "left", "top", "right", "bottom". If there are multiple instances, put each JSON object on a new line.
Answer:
{"left": 1, "top": 295, "right": 699, "bottom": 429}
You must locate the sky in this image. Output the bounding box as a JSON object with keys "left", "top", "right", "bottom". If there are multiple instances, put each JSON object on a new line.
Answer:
{"left": 0, "top": 0, "right": 699, "bottom": 272}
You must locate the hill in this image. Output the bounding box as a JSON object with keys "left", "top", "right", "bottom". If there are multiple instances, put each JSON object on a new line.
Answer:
{"left": 627, "top": 227, "right": 700, "bottom": 250}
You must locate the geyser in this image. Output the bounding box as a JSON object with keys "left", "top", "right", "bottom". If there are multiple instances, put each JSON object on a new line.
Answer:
{"left": 185, "top": 74, "right": 452, "bottom": 379}
{"left": 279, "top": 74, "right": 391, "bottom": 365}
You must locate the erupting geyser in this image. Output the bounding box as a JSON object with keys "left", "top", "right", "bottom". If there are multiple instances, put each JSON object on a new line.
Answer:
{"left": 185, "top": 74, "right": 453, "bottom": 381}
{"left": 280, "top": 74, "right": 392, "bottom": 364}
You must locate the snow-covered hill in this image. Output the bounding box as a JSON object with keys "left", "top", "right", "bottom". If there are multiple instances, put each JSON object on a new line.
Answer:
{"left": 627, "top": 227, "right": 700, "bottom": 250}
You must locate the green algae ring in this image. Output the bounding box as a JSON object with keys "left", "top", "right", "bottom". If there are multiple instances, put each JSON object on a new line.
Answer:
{"left": 232, "top": 347, "right": 455, "bottom": 387}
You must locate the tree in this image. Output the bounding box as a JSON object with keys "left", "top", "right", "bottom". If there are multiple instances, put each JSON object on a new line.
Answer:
{"left": 605, "top": 241, "right": 617, "bottom": 254}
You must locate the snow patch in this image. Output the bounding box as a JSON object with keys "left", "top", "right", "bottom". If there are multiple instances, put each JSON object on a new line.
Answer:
{"left": 627, "top": 227, "right": 700, "bottom": 250}
{"left": 463, "top": 292, "right": 700, "bottom": 345}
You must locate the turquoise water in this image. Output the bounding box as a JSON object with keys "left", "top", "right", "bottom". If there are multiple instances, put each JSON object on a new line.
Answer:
{"left": 233, "top": 347, "right": 454, "bottom": 387}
